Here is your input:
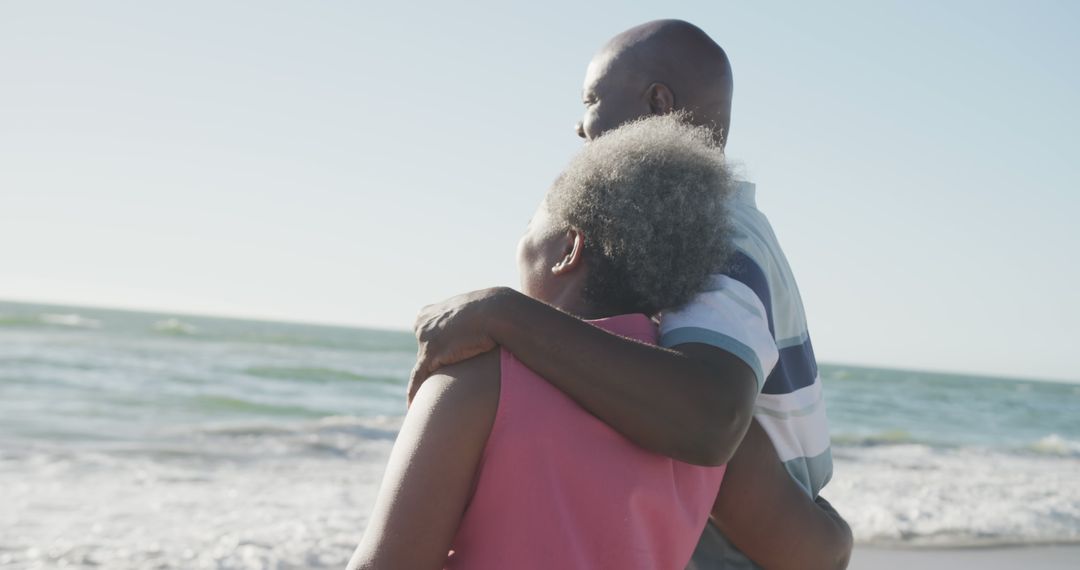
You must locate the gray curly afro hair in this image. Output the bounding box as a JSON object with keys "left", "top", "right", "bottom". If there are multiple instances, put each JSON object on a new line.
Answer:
{"left": 545, "top": 113, "right": 735, "bottom": 316}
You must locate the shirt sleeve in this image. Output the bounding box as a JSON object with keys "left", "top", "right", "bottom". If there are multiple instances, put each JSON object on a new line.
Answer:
{"left": 659, "top": 274, "right": 779, "bottom": 392}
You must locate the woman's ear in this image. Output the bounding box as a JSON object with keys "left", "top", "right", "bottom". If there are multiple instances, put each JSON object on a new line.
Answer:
{"left": 551, "top": 229, "right": 585, "bottom": 276}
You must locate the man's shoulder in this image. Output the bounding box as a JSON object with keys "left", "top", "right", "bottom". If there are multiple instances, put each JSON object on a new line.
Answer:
{"left": 727, "top": 183, "right": 802, "bottom": 314}
{"left": 658, "top": 276, "right": 778, "bottom": 391}
{"left": 662, "top": 275, "right": 767, "bottom": 323}
{"left": 729, "top": 180, "right": 780, "bottom": 241}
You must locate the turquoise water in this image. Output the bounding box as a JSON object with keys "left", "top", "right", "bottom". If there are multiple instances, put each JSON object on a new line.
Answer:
{"left": 1, "top": 300, "right": 1078, "bottom": 568}
{"left": 824, "top": 365, "right": 1080, "bottom": 453}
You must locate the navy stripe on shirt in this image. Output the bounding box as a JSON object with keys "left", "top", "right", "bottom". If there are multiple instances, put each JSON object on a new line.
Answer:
{"left": 725, "top": 251, "right": 774, "bottom": 334}
{"left": 725, "top": 250, "right": 818, "bottom": 395}
{"left": 762, "top": 336, "right": 819, "bottom": 395}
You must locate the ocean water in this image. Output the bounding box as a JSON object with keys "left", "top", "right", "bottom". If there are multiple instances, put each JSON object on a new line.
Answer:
{"left": 1, "top": 301, "right": 1078, "bottom": 569}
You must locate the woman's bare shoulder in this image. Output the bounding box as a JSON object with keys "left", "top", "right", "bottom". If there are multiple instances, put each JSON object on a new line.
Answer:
{"left": 418, "top": 349, "right": 501, "bottom": 413}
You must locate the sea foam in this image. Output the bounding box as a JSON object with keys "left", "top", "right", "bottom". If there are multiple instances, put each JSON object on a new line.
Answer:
{"left": 829, "top": 442, "right": 1080, "bottom": 546}
{"left": 0, "top": 417, "right": 399, "bottom": 569}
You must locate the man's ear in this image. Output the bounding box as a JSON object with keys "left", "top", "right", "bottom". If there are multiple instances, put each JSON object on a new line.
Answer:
{"left": 551, "top": 229, "right": 585, "bottom": 275}
{"left": 646, "top": 82, "right": 675, "bottom": 115}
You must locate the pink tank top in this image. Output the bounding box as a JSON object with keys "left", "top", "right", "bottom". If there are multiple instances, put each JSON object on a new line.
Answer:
{"left": 445, "top": 314, "right": 726, "bottom": 570}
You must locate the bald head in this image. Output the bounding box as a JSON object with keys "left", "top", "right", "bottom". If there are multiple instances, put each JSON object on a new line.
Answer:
{"left": 576, "top": 20, "right": 733, "bottom": 145}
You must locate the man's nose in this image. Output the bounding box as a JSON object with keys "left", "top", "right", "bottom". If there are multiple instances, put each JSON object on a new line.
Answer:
{"left": 575, "top": 121, "right": 586, "bottom": 139}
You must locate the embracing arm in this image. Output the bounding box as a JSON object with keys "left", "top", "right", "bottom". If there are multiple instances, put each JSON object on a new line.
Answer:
{"left": 410, "top": 287, "right": 757, "bottom": 466}
{"left": 711, "top": 419, "right": 852, "bottom": 570}
{"left": 349, "top": 351, "right": 499, "bottom": 570}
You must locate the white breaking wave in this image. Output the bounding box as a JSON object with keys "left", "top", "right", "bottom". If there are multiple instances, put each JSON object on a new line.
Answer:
{"left": 152, "top": 318, "right": 199, "bottom": 335}
{"left": 38, "top": 313, "right": 102, "bottom": 329}
{"left": 0, "top": 417, "right": 399, "bottom": 569}
{"left": 828, "top": 443, "right": 1080, "bottom": 546}
{"left": 1029, "top": 434, "right": 1080, "bottom": 457}
{"left": 5, "top": 423, "right": 1080, "bottom": 570}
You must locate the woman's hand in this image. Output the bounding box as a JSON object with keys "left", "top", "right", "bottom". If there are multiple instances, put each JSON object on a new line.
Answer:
{"left": 408, "top": 287, "right": 512, "bottom": 404}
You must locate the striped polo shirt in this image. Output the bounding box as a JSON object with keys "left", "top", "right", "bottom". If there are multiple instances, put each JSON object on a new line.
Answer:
{"left": 660, "top": 181, "right": 833, "bottom": 569}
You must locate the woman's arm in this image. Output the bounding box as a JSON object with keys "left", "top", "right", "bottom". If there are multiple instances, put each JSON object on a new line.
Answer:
{"left": 711, "top": 420, "right": 852, "bottom": 570}
{"left": 348, "top": 350, "right": 500, "bottom": 570}
{"left": 409, "top": 287, "right": 758, "bottom": 466}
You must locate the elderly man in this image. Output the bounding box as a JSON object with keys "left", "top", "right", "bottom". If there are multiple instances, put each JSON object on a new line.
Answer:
{"left": 410, "top": 20, "right": 850, "bottom": 570}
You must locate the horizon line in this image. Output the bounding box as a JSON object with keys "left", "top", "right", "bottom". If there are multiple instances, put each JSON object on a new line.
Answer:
{"left": 1, "top": 295, "right": 1077, "bottom": 386}
{"left": 0, "top": 295, "right": 409, "bottom": 335}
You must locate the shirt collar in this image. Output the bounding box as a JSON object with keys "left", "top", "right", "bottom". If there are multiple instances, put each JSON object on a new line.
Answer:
{"left": 734, "top": 180, "right": 757, "bottom": 208}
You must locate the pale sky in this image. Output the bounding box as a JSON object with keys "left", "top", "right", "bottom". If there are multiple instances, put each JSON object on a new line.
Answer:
{"left": 1, "top": 1, "right": 1077, "bottom": 382}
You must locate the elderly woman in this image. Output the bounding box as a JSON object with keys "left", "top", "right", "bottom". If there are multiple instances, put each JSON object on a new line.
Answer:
{"left": 348, "top": 115, "right": 846, "bottom": 569}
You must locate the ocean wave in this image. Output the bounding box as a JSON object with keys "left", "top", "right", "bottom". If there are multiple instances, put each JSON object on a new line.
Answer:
{"left": 0, "top": 312, "right": 103, "bottom": 329}
{"left": 829, "top": 443, "right": 1080, "bottom": 547}
{"left": 190, "top": 415, "right": 403, "bottom": 440}
{"left": 832, "top": 430, "right": 924, "bottom": 447}
{"left": 0, "top": 442, "right": 386, "bottom": 569}
{"left": 1026, "top": 434, "right": 1080, "bottom": 457}
{"left": 152, "top": 318, "right": 199, "bottom": 336}
{"left": 40, "top": 313, "right": 103, "bottom": 328}
{"left": 187, "top": 394, "right": 324, "bottom": 417}
{"left": 244, "top": 366, "right": 401, "bottom": 385}
{"left": 223, "top": 331, "right": 416, "bottom": 352}
{"left": 834, "top": 431, "right": 1080, "bottom": 459}
{"left": 133, "top": 415, "right": 406, "bottom": 463}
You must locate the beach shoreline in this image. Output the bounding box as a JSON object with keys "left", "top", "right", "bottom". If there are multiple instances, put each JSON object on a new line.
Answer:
{"left": 2, "top": 300, "right": 1078, "bottom": 568}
